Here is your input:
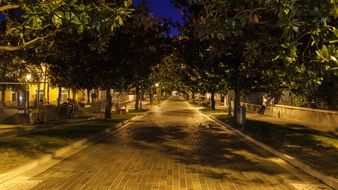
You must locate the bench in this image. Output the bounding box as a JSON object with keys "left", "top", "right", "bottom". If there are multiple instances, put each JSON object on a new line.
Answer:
{"left": 17, "top": 107, "right": 30, "bottom": 114}
{"left": 120, "top": 106, "right": 128, "bottom": 114}
{"left": 115, "top": 103, "right": 128, "bottom": 114}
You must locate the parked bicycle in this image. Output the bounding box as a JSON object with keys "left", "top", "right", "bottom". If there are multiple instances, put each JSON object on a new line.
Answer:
{"left": 59, "top": 99, "right": 80, "bottom": 118}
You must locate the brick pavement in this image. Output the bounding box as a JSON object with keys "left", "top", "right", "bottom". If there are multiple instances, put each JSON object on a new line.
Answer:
{"left": 0, "top": 100, "right": 330, "bottom": 190}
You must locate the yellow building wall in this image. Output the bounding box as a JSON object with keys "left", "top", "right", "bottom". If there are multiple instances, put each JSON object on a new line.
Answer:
{"left": 2, "top": 85, "right": 103, "bottom": 108}
{"left": 4, "top": 91, "right": 13, "bottom": 106}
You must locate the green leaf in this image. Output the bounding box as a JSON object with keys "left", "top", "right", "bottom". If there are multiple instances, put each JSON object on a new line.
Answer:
{"left": 332, "top": 27, "right": 338, "bottom": 38}
{"left": 65, "top": 12, "right": 71, "bottom": 20}
{"left": 283, "top": 8, "right": 290, "bottom": 15}
{"left": 330, "top": 55, "right": 338, "bottom": 63}
{"left": 78, "top": 4, "right": 85, "bottom": 11}
{"left": 322, "top": 45, "right": 329, "bottom": 59}
{"left": 77, "top": 25, "right": 84, "bottom": 34}
{"left": 292, "top": 26, "right": 299, "bottom": 33}
{"left": 71, "top": 16, "right": 81, "bottom": 25}
{"left": 69, "top": 0, "right": 77, "bottom": 6}
{"left": 124, "top": 0, "right": 132, "bottom": 7}
{"left": 325, "top": 65, "right": 331, "bottom": 70}
{"left": 52, "top": 14, "right": 62, "bottom": 28}
{"left": 334, "top": 8, "right": 338, "bottom": 19}
{"left": 116, "top": 16, "right": 123, "bottom": 26}
{"left": 55, "top": 11, "right": 63, "bottom": 19}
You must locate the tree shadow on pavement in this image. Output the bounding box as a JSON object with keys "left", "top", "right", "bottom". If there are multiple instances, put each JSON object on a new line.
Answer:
{"left": 215, "top": 115, "right": 338, "bottom": 178}
{"left": 127, "top": 123, "right": 295, "bottom": 183}
{"left": 1, "top": 113, "right": 29, "bottom": 124}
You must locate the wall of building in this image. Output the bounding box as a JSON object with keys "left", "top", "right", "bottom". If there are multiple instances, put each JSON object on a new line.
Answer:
{"left": 2, "top": 85, "right": 140, "bottom": 109}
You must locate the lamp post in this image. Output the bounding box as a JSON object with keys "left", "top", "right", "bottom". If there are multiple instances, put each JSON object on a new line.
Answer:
{"left": 41, "top": 64, "right": 48, "bottom": 103}
{"left": 25, "top": 73, "right": 32, "bottom": 114}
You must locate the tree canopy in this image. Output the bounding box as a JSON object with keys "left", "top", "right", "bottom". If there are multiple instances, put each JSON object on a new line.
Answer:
{"left": 174, "top": 0, "right": 338, "bottom": 112}
{"left": 0, "top": 0, "right": 133, "bottom": 52}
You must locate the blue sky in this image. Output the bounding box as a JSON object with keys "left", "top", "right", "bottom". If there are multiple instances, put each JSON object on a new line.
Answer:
{"left": 1, "top": 1, "right": 183, "bottom": 35}
{"left": 133, "top": 0, "right": 183, "bottom": 36}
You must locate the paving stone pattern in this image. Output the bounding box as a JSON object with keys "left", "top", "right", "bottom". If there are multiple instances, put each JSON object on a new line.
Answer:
{"left": 5, "top": 100, "right": 330, "bottom": 190}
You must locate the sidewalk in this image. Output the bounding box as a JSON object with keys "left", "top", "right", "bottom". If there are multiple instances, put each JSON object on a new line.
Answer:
{"left": 214, "top": 102, "right": 337, "bottom": 136}
{"left": 0, "top": 100, "right": 152, "bottom": 138}
{"left": 246, "top": 112, "right": 338, "bottom": 137}
{"left": 200, "top": 102, "right": 338, "bottom": 180}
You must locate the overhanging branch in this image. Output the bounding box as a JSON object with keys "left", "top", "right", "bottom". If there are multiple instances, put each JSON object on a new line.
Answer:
{"left": 0, "top": 4, "right": 20, "bottom": 12}
{"left": 0, "top": 31, "right": 57, "bottom": 52}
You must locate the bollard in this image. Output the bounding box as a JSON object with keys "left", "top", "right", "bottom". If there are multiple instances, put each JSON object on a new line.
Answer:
{"left": 237, "top": 106, "right": 246, "bottom": 130}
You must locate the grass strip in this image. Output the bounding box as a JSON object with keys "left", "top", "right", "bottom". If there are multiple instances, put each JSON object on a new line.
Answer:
{"left": 0, "top": 113, "right": 136, "bottom": 173}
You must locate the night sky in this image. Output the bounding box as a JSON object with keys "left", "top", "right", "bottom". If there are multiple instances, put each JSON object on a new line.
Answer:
{"left": 0, "top": 1, "right": 183, "bottom": 36}
{"left": 133, "top": 0, "right": 183, "bottom": 36}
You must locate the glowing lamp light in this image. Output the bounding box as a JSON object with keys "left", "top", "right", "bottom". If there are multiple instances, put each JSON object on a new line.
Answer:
{"left": 155, "top": 83, "right": 159, "bottom": 87}
{"left": 26, "top": 74, "right": 32, "bottom": 81}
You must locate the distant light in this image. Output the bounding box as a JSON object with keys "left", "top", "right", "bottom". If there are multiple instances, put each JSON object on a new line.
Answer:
{"left": 19, "top": 96, "right": 23, "bottom": 101}
{"left": 26, "top": 74, "right": 32, "bottom": 81}
{"left": 155, "top": 83, "right": 159, "bottom": 87}
{"left": 41, "top": 64, "right": 46, "bottom": 72}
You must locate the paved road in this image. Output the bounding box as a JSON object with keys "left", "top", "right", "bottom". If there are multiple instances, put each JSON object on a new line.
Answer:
{"left": 2, "top": 100, "right": 330, "bottom": 190}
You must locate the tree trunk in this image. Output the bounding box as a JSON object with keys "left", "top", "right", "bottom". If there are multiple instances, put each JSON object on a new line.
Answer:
{"left": 192, "top": 91, "right": 195, "bottom": 101}
{"left": 47, "top": 83, "right": 50, "bottom": 104}
{"left": 72, "top": 89, "right": 76, "bottom": 100}
{"left": 1, "top": 88, "right": 6, "bottom": 106}
{"left": 211, "top": 91, "right": 216, "bottom": 110}
{"left": 233, "top": 88, "right": 241, "bottom": 122}
{"left": 57, "top": 85, "right": 62, "bottom": 112}
{"left": 140, "top": 90, "right": 143, "bottom": 110}
{"left": 43, "top": 71, "right": 47, "bottom": 100}
{"left": 37, "top": 82, "right": 41, "bottom": 105}
{"left": 87, "top": 88, "right": 91, "bottom": 104}
{"left": 105, "top": 88, "right": 112, "bottom": 119}
{"left": 226, "top": 92, "right": 232, "bottom": 116}
{"left": 135, "top": 86, "right": 140, "bottom": 110}
{"left": 149, "top": 87, "right": 153, "bottom": 104}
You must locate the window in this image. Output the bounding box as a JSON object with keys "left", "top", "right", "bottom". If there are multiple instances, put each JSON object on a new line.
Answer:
{"left": 35, "top": 89, "right": 45, "bottom": 101}
{"left": 11, "top": 92, "right": 17, "bottom": 102}
{"left": 61, "top": 89, "right": 68, "bottom": 103}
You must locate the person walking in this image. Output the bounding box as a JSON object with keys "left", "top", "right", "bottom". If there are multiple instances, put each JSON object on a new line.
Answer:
{"left": 257, "top": 94, "right": 267, "bottom": 114}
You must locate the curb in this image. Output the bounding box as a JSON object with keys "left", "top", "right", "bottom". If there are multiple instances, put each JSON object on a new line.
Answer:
{"left": 0, "top": 114, "right": 144, "bottom": 184}
{"left": 202, "top": 113, "right": 338, "bottom": 190}
{"left": 0, "top": 116, "right": 100, "bottom": 138}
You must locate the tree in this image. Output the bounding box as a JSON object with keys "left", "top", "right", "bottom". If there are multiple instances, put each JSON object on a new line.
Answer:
{"left": 0, "top": 0, "right": 133, "bottom": 53}
{"left": 105, "top": 3, "right": 170, "bottom": 110}
{"left": 174, "top": 0, "right": 338, "bottom": 119}
{"left": 177, "top": 35, "right": 226, "bottom": 110}
{"left": 0, "top": 57, "right": 40, "bottom": 105}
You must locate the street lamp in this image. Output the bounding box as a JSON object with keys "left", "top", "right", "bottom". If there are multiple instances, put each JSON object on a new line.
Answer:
{"left": 155, "top": 83, "right": 159, "bottom": 87}
{"left": 26, "top": 73, "right": 32, "bottom": 81}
